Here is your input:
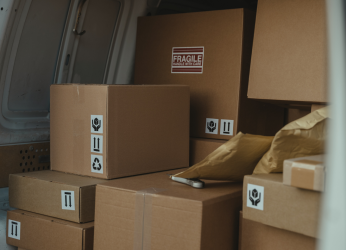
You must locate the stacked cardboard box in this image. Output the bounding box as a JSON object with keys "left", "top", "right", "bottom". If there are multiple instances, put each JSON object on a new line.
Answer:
{"left": 239, "top": 212, "right": 316, "bottom": 250}
{"left": 241, "top": 174, "right": 320, "bottom": 249}
{"left": 283, "top": 155, "right": 325, "bottom": 192}
{"left": 248, "top": 0, "right": 327, "bottom": 109}
{"left": 6, "top": 84, "right": 191, "bottom": 249}
{"left": 93, "top": 169, "right": 243, "bottom": 250}
{"left": 6, "top": 1, "right": 328, "bottom": 249}
{"left": 134, "top": 8, "right": 285, "bottom": 166}
{"left": 237, "top": 0, "right": 327, "bottom": 248}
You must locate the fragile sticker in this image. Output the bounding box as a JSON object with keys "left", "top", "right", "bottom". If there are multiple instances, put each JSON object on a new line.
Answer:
{"left": 171, "top": 47, "right": 204, "bottom": 73}
{"left": 247, "top": 184, "right": 264, "bottom": 210}
{"left": 91, "top": 134, "right": 103, "bottom": 153}
{"left": 91, "top": 154, "right": 103, "bottom": 174}
{"left": 61, "top": 190, "right": 75, "bottom": 210}
{"left": 205, "top": 118, "right": 218, "bottom": 134}
{"left": 220, "top": 119, "right": 234, "bottom": 136}
{"left": 8, "top": 220, "right": 21, "bottom": 240}
{"left": 91, "top": 115, "right": 103, "bottom": 133}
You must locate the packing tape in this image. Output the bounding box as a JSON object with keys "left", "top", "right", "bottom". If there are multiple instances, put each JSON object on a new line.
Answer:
{"left": 73, "top": 85, "right": 85, "bottom": 104}
{"left": 133, "top": 188, "right": 165, "bottom": 250}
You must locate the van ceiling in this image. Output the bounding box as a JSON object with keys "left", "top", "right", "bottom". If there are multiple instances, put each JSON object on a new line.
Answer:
{"left": 154, "top": 0, "right": 258, "bottom": 15}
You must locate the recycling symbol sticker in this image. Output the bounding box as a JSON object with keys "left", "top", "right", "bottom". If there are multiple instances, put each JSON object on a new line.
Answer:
{"left": 91, "top": 155, "right": 103, "bottom": 174}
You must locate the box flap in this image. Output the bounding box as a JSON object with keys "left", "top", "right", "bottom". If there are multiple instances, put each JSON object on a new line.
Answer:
{"left": 11, "top": 170, "right": 107, "bottom": 187}
{"left": 98, "top": 168, "right": 243, "bottom": 203}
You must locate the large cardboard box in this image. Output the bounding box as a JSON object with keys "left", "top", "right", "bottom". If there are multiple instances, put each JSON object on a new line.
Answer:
{"left": 134, "top": 9, "right": 284, "bottom": 140}
{"left": 283, "top": 155, "right": 325, "bottom": 192}
{"left": 51, "top": 84, "right": 189, "bottom": 179}
{"left": 6, "top": 210, "right": 94, "bottom": 250}
{"left": 189, "top": 138, "right": 227, "bottom": 166}
{"left": 239, "top": 212, "right": 316, "bottom": 250}
{"left": 94, "top": 169, "right": 243, "bottom": 250}
{"left": 243, "top": 174, "right": 321, "bottom": 238}
{"left": 248, "top": 0, "right": 327, "bottom": 104}
{"left": 9, "top": 170, "right": 106, "bottom": 223}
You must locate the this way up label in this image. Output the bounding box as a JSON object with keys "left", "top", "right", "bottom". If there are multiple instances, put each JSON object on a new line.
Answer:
{"left": 91, "top": 134, "right": 103, "bottom": 153}
{"left": 61, "top": 190, "right": 75, "bottom": 210}
{"left": 8, "top": 220, "right": 21, "bottom": 240}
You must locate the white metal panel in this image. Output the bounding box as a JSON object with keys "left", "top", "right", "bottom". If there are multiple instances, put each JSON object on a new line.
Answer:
{"left": 55, "top": 0, "right": 151, "bottom": 85}
{"left": 0, "top": 187, "right": 16, "bottom": 250}
{"left": 318, "top": 0, "right": 346, "bottom": 249}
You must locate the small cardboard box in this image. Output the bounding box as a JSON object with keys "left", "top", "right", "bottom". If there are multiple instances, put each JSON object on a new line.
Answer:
{"left": 239, "top": 212, "right": 316, "bottom": 250}
{"left": 51, "top": 84, "right": 190, "bottom": 179}
{"left": 283, "top": 155, "right": 325, "bottom": 192}
{"left": 189, "top": 138, "right": 227, "bottom": 166}
{"left": 243, "top": 174, "right": 321, "bottom": 238}
{"left": 6, "top": 210, "right": 94, "bottom": 250}
{"left": 248, "top": 0, "right": 327, "bottom": 104}
{"left": 9, "top": 171, "right": 106, "bottom": 223}
{"left": 134, "top": 9, "right": 284, "bottom": 140}
{"left": 94, "top": 169, "right": 243, "bottom": 250}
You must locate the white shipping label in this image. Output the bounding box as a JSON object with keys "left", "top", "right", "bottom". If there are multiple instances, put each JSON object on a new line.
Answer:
{"left": 8, "top": 220, "right": 21, "bottom": 240}
{"left": 205, "top": 118, "right": 219, "bottom": 134}
{"left": 220, "top": 119, "right": 234, "bottom": 136}
{"left": 61, "top": 190, "right": 75, "bottom": 210}
{"left": 91, "top": 115, "right": 103, "bottom": 133}
{"left": 91, "top": 135, "right": 103, "bottom": 153}
{"left": 91, "top": 155, "right": 103, "bottom": 174}
{"left": 247, "top": 184, "right": 264, "bottom": 210}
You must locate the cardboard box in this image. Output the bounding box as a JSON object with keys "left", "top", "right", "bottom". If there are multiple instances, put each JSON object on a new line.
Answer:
{"left": 311, "top": 104, "right": 327, "bottom": 112}
{"left": 248, "top": 0, "right": 327, "bottom": 104}
{"left": 283, "top": 155, "right": 325, "bottom": 192}
{"left": 94, "top": 169, "right": 243, "bottom": 250}
{"left": 239, "top": 211, "right": 316, "bottom": 250}
{"left": 243, "top": 174, "right": 321, "bottom": 238}
{"left": 0, "top": 210, "right": 16, "bottom": 250}
{"left": 189, "top": 138, "right": 227, "bottom": 166}
{"left": 51, "top": 84, "right": 189, "bottom": 179}
{"left": 6, "top": 210, "right": 94, "bottom": 250}
{"left": 287, "top": 108, "right": 310, "bottom": 124}
{"left": 134, "top": 9, "right": 284, "bottom": 140}
{"left": 0, "top": 142, "right": 50, "bottom": 188}
{"left": 9, "top": 170, "right": 106, "bottom": 223}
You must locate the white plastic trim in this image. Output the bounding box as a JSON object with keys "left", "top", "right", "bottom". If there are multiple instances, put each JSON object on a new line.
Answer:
{"left": 318, "top": 0, "right": 346, "bottom": 249}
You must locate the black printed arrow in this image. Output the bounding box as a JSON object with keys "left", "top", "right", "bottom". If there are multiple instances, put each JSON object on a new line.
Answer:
{"left": 69, "top": 195, "right": 72, "bottom": 207}
{"left": 11, "top": 224, "right": 13, "bottom": 235}
{"left": 15, "top": 225, "right": 17, "bottom": 236}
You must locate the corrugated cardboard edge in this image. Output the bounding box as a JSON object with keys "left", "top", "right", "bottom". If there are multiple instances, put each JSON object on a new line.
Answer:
{"left": 83, "top": 226, "right": 95, "bottom": 250}
{"left": 79, "top": 185, "right": 97, "bottom": 223}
